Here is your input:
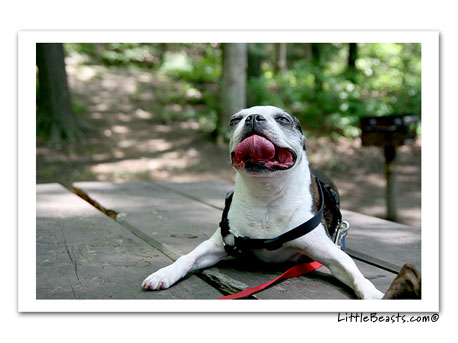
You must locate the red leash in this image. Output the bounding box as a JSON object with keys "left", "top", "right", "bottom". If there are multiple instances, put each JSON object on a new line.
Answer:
{"left": 218, "top": 261, "right": 323, "bottom": 300}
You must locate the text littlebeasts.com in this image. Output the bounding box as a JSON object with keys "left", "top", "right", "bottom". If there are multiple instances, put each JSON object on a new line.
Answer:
{"left": 337, "top": 313, "right": 439, "bottom": 323}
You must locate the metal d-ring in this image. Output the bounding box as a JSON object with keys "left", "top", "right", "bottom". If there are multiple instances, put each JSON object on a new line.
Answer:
{"left": 334, "top": 220, "right": 350, "bottom": 250}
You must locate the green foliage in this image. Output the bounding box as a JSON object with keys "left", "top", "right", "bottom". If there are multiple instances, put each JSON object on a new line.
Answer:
{"left": 65, "top": 43, "right": 165, "bottom": 68}
{"left": 247, "top": 43, "right": 421, "bottom": 137}
{"left": 63, "top": 42, "right": 421, "bottom": 139}
{"left": 165, "top": 48, "right": 222, "bottom": 84}
{"left": 151, "top": 44, "right": 222, "bottom": 128}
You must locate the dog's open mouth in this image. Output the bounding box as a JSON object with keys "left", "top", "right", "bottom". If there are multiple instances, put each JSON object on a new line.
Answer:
{"left": 231, "top": 134, "right": 296, "bottom": 171}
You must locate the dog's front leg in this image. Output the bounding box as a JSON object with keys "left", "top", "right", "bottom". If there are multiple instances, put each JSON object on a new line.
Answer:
{"left": 323, "top": 247, "right": 384, "bottom": 299}
{"left": 300, "top": 230, "right": 384, "bottom": 299}
{"left": 142, "top": 229, "right": 228, "bottom": 290}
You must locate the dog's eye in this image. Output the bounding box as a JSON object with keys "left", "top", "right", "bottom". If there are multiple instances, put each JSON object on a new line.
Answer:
{"left": 230, "top": 117, "right": 242, "bottom": 127}
{"left": 275, "top": 116, "right": 291, "bottom": 124}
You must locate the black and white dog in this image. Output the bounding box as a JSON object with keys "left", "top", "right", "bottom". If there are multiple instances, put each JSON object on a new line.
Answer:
{"left": 142, "top": 106, "right": 384, "bottom": 299}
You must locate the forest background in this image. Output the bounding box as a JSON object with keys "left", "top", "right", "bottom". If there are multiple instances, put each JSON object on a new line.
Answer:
{"left": 36, "top": 42, "right": 421, "bottom": 228}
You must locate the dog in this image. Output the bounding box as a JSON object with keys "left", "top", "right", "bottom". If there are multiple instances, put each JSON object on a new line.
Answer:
{"left": 142, "top": 105, "right": 384, "bottom": 299}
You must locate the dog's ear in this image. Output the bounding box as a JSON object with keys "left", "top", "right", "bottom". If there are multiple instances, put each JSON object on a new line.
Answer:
{"left": 292, "top": 115, "right": 303, "bottom": 134}
{"left": 291, "top": 115, "right": 306, "bottom": 151}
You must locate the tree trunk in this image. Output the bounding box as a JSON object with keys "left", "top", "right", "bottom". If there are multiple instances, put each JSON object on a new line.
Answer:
{"left": 217, "top": 43, "right": 247, "bottom": 146}
{"left": 348, "top": 43, "right": 357, "bottom": 69}
{"left": 273, "top": 43, "right": 287, "bottom": 74}
{"left": 247, "top": 43, "right": 264, "bottom": 79}
{"left": 247, "top": 43, "right": 265, "bottom": 107}
{"left": 347, "top": 43, "right": 358, "bottom": 82}
{"left": 36, "top": 43, "right": 80, "bottom": 141}
{"left": 311, "top": 43, "right": 322, "bottom": 92}
{"left": 311, "top": 43, "right": 321, "bottom": 66}
{"left": 304, "top": 43, "right": 313, "bottom": 62}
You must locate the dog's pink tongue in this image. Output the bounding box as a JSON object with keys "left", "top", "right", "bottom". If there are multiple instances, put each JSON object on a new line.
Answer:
{"left": 233, "top": 135, "right": 275, "bottom": 165}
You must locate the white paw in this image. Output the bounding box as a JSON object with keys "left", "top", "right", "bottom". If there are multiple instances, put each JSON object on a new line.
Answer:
{"left": 356, "top": 280, "right": 384, "bottom": 299}
{"left": 141, "top": 266, "right": 181, "bottom": 291}
{"left": 363, "top": 288, "right": 384, "bottom": 300}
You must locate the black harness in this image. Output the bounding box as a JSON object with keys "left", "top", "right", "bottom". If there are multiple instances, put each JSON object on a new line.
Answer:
{"left": 220, "top": 176, "right": 342, "bottom": 257}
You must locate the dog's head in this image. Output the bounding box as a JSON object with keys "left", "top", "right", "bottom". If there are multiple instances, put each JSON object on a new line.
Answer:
{"left": 229, "top": 106, "right": 306, "bottom": 174}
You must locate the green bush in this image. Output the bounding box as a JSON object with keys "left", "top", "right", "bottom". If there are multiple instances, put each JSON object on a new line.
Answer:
{"left": 247, "top": 43, "right": 421, "bottom": 137}
{"left": 63, "top": 43, "right": 421, "bottom": 138}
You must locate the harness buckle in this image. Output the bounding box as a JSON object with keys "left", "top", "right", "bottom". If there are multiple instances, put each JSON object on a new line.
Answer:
{"left": 222, "top": 230, "right": 244, "bottom": 256}
{"left": 334, "top": 220, "right": 350, "bottom": 250}
{"left": 222, "top": 229, "right": 237, "bottom": 247}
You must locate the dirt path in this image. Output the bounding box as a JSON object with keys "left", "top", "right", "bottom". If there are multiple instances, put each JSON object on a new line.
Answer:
{"left": 36, "top": 63, "right": 421, "bottom": 228}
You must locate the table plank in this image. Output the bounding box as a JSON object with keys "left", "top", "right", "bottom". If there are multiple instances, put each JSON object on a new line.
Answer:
{"left": 74, "top": 181, "right": 257, "bottom": 296}
{"left": 342, "top": 210, "right": 421, "bottom": 272}
{"left": 212, "top": 258, "right": 395, "bottom": 299}
{"left": 36, "top": 183, "right": 222, "bottom": 299}
{"left": 74, "top": 181, "right": 398, "bottom": 299}
{"left": 158, "top": 181, "right": 421, "bottom": 273}
{"left": 73, "top": 181, "right": 220, "bottom": 257}
{"left": 157, "top": 180, "right": 233, "bottom": 210}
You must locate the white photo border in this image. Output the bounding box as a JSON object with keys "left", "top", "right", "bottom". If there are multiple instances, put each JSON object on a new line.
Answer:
{"left": 19, "top": 30, "right": 439, "bottom": 312}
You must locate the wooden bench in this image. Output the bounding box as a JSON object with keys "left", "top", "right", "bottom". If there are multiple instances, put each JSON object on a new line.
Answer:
{"left": 36, "top": 181, "right": 421, "bottom": 300}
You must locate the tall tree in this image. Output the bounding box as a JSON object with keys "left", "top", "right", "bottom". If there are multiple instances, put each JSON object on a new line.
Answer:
{"left": 346, "top": 43, "right": 358, "bottom": 82}
{"left": 246, "top": 43, "right": 265, "bottom": 107}
{"left": 348, "top": 43, "right": 358, "bottom": 70}
{"left": 247, "top": 43, "right": 264, "bottom": 79}
{"left": 304, "top": 43, "right": 313, "bottom": 62}
{"left": 36, "top": 43, "right": 80, "bottom": 141}
{"left": 217, "top": 43, "right": 247, "bottom": 146}
{"left": 273, "top": 43, "right": 287, "bottom": 74}
{"left": 311, "top": 43, "right": 321, "bottom": 66}
{"left": 310, "top": 43, "right": 322, "bottom": 92}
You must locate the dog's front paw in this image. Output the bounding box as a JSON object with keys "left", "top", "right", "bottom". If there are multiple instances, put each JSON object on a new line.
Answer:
{"left": 142, "top": 266, "right": 181, "bottom": 291}
{"left": 356, "top": 279, "right": 384, "bottom": 299}
{"left": 362, "top": 288, "right": 384, "bottom": 300}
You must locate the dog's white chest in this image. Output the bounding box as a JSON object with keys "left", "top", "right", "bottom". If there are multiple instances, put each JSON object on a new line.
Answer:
{"left": 229, "top": 203, "right": 300, "bottom": 236}
{"left": 226, "top": 192, "right": 316, "bottom": 263}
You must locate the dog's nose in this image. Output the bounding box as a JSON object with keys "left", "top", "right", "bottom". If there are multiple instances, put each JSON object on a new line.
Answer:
{"left": 245, "top": 114, "right": 266, "bottom": 128}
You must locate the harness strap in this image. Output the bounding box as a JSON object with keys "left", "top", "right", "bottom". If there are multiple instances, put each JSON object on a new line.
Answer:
{"left": 218, "top": 222, "right": 349, "bottom": 300}
{"left": 217, "top": 175, "right": 348, "bottom": 300}
{"left": 220, "top": 176, "right": 325, "bottom": 256}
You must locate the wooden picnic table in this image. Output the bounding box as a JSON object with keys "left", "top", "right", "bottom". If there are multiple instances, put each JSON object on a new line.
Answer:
{"left": 36, "top": 181, "right": 421, "bottom": 300}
